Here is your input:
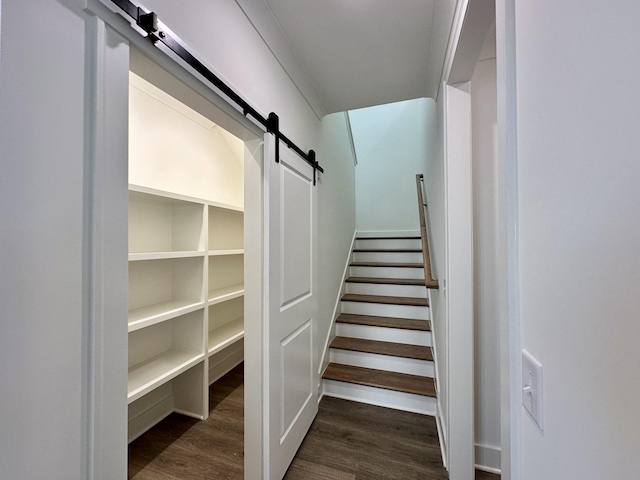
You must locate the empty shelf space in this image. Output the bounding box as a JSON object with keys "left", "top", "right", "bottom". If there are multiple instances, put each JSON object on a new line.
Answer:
{"left": 208, "top": 249, "right": 244, "bottom": 256}
{"left": 129, "top": 251, "right": 205, "bottom": 261}
{"left": 129, "top": 190, "right": 205, "bottom": 255}
{"left": 341, "top": 293, "right": 428, "bottom": 307}
{"left": 322, "top": 363, "right": 436, "bottom": 397}
{"left": 128, "top": 309, "right": 205, "bottom": 403}
{"left": 128, "top": 350, "right": 204, "bottom": 403}
{"left": 208, "top": 253, "right": 244, "bottom": 305}
{"left": 336, "top": 313, "right": 431, "bottom": 331}
{"left": 330, "top": 336, "right": 433, "bottom": 361}
{"left": 128, "top": 256, "right": 205, "bottom": 329}
{"left": 209, "top": 207, "right": 244, "bottom": 251}
{"left": 208, "top": 283, "right": 244, "bottom": 305}
{"left": 208, "top": 317, "right": 244, "bottom": 356}
{"left": 128, "top": 300, "right": 204, "bottom": 331}
{"left": 345, "top": 277, "right": 425, "bottom": 286}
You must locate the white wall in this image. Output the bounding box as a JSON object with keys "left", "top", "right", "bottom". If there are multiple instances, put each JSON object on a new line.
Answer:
{"left": 0, "top": 0, "right": 356, "bottom": 477}
{"left": 317, "top": 112, "right": 357, "bottom": 380}
{"left": 350, "top": 98, "right": 430, "bottom": 234}
{"left": 0, "top": 1, "right": 88, "bottom": 478}
{"left": 470, "top": 37, "right": 501, "bottom": 471}
{"left": 513, "top": 1, "right": 640, "bottom": 478}
{"left": 129, "top": 73, "right": 244, "bottom": 207}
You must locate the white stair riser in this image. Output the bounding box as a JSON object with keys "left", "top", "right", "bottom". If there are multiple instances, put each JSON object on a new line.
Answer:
{"left": 350, "top": 266, "right": 424, "bottom": 280}
{"left": 345, "top": 282, "right": 426, "bottom": 298}
{"left": 322, "top": 380, "right": 437, "bottom": 416}
{"left": 355, "top": 239, "right": 422, "bottom": 250}
{"left": 336, "top": 323, "right": 431, "bottom": 346}
{"left": 329, "top": 349, "right": 434, "bottom": 377}
{"left": 353, "top": 251, "right": 424, "bottom": 263}
{"left": 341, "top": 301, "right": 429, "bottom": 320}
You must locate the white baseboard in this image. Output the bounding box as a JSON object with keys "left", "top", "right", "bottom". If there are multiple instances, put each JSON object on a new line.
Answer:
{"left": 475, "top": 443, "right": 501, "bottom": 474}
{"left": 356, "top": 229, "right": 420, "bottom": 238}
{"left": 208, "top": 341, "right": 244, "bottom": 385}
{"left": 436, "top": 400, "right": 447, "bottom": 469}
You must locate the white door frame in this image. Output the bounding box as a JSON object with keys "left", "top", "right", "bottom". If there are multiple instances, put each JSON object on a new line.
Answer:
{"left": 495, "top": 1, "right": 520, "bottom": 478}
{"left": 442, "top": 81, "right": 475, "bottom": 480}
{"left": 83, "top": 2, "right": 266, "bottom": 478}
{"left": 441, "top": 0, "right": 520, "bottom": 479}
{"left": 443, "top": 79, "right": 475, "bottom": 480}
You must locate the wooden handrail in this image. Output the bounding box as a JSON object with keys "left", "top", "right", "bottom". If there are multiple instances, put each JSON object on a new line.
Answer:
{"left": 416, "top": 174, "right": 439, "bottom": 289}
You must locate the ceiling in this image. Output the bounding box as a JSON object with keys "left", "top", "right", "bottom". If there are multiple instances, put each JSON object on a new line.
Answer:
{"left": 237, "top": 0, "right": 457, "bottom": 116}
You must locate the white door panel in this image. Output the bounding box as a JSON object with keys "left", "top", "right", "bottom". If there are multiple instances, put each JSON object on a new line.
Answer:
{"left": 281, "top": 165, "right": 312, "bottom": 306}
{"left": 265, "top": 136, "right": 318, "bottom": 479}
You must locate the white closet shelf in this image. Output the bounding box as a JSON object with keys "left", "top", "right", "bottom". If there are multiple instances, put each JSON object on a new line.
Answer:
{"left": 127, "top": 350, "right": 205, "bottom": 404}
{"left": 130, "top": 184, "right": 243, "bottom": 211}
{"left": 208, "top": 284, "right": 244, "bottom": 305}
{"left": 129, "top": 251, "right": 205, "bottom": 261}
{"left": 208, "top": 317, "right": 244, "bottom": 356}
{"left": 208, "top": 249, "right": 244, "bottom": 256}
{"left": 128, "top": 300, "right": 205, "bottom": 332}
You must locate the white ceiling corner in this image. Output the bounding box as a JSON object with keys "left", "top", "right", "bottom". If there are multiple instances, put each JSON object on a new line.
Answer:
{"left": 235, "top": 0, "right": 330, "bottom": 119}
{"left": 238, "top": 0, "right": 457, "bottom": 116}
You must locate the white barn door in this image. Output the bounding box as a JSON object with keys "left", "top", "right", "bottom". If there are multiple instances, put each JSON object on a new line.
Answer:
{"left": 264, "top": 137, "right": 318, "bottom": 479}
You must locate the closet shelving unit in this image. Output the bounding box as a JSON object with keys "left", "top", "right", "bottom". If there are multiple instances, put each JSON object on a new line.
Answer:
{"left": 207, "top": 206, "right": 245, "bottom": 359}
{"left": 127, "top": 184, "right": 244, "bottom": 441}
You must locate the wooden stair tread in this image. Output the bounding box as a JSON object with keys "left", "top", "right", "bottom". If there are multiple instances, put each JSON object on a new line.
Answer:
{"left": 330, "top": 336, "right": 433, "bottom": 361}
{"left": 353, "top": 248, "right": 422, "bottom": 253}
{"left": 350, "top": 261, "right": 423, "bottom": 268}
{"left": 336, "top": 313, "right": 431, "bottom": 331}
{"left": 322, "top": 363, "right": 436, "bottom": 397}
{"left": 346, "top": 277, "right": 425, "bottom": 286}
{"left": 356, "top": 236, "right": 421, "bottom": 240}
{"left": 341, "top": 293, "right": 428, "bottom": 307}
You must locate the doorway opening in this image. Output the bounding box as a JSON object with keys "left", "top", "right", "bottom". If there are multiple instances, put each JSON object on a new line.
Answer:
{"left": 125, "top": 46, "right": 260, "bottom": 477}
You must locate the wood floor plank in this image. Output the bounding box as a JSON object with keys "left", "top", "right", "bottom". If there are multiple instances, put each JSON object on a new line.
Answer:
{"left": 285, "top": 458, "right": 356, "bottom": 480}
{"left": 341, "top": 293, "right": 429, "bottom": 307}
{"left": 330, "top": 336, "right": 433, "bottom": 360}
{"left": 350, "top": 261, "right": 423, "bottom": 268}
{"left": 322, "top": 363, "right": 436, "bottom": 397}
{"left": 129, "top": 363, "right": 245, "bottom": 480}
{"left": 287, "top": 397, "right": 447, "bottom": 480}
{"left": 336, "top": 313, "right": 431, "bottom": 331}
{"left": 311, "top": 395, "right": 440, "bottom": 445}
{"left": 131, "top": 364, "right": 469, "bottom": 480}
{"left": 345, "top": 276, "right": 426, "bottom": 286}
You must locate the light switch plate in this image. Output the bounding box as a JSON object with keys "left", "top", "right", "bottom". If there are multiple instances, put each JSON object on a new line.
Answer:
{"left": 522, "top": 349, "right": 543, "bottom": 431}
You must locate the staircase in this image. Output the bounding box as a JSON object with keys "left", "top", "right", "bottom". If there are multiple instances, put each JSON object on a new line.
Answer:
{"left": 322, "top": 235, "right": 437, "bottom": 415}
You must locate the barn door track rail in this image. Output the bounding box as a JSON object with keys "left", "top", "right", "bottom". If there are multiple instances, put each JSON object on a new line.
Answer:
{"left": 109, "top": 0, "right": 324, "bottom": 184}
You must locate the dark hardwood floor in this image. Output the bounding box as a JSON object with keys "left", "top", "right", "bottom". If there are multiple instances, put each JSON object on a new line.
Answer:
{"left": 283, "top": 396, "right": 447, "bottom": 480}
{"left": 128, "top": 364, "right": 244, "bottom": 479}
{"left": 129, "top": 363, "right": 500, "bottom": 480}
{"left": 476, "top": 471, "right": 501, "bottom": 480}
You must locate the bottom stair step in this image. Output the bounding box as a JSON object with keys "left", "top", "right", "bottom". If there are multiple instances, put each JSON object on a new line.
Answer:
{"left": 322, "top": 363, "right": 436, "bottom": 398}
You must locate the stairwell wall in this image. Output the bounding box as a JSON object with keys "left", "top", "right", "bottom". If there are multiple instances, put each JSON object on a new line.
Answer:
{"left": 317, "top": 112, "right": 357, "bottom": 386}
{"left": 350, "top": 98, "right": 431, "bottom": 235}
